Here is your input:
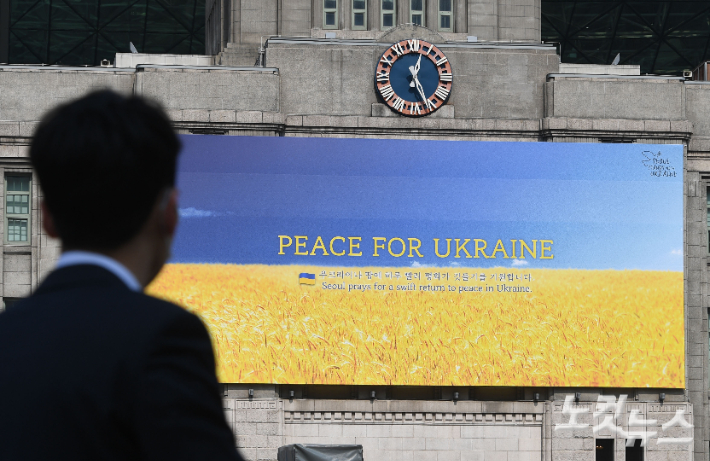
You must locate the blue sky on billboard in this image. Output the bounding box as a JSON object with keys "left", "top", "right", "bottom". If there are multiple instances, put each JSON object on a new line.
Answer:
{"left": 171, "top": 135, "right": 683, "bottom": 271}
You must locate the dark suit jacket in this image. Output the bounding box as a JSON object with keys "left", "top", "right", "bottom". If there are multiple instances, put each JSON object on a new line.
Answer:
{"left": 0, "top": 264, "right": 243, "bottom": 461}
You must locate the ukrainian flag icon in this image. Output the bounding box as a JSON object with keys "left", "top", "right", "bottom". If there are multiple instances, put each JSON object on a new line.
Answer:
{"left": 299, "top": 273, "right": 316, "bottom": 285}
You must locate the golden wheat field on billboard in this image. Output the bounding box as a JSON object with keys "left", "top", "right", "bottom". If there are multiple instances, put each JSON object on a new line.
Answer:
{"left": 149, "top": 136, "right": 684, "bottom": 387}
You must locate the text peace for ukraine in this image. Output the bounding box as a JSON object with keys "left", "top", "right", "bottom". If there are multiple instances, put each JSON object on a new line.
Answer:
{"left": 278, "top": 235, "right": 553, "bottom": 260}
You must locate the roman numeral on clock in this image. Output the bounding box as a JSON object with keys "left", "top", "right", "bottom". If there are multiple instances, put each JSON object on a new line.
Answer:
{"left": 439, "top": 73, "right": 453, "bottom": 82}
{"left": 407, "top": 39, "right": 420, "bottom": 52}
{"left": 380, "top": 84, "right": 395, "bottom": 100}
{"left": 410, "top": 103, "right": 421, "bottom": 115}
{"left": 391, "top": 43, "right": 404, "bottom": 56}
{"left": 392, "top": 97, "right": 406, "bottom": 112}
{"left": 380, "top": 55, "right": 393, "bottom": 65}
{"left": 376, "top": 71, "right": 390, "bottom": 82}
{"left": 436, "top": 56, "right": 449, "bottom": 66}
{"left": 434, "top": 85, "right": 450, "bottom": 100}
{"left": 425, "top": 98, "right": 437, "bottom": 110}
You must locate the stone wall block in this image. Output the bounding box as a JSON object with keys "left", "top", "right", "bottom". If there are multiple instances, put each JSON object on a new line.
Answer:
{"left": 255, "top": 447, "right": 276, "bottom": 461}
{"left": 0, "top": 123, "right": 20, "bottom": 137}
{"left": 0, "top": 146, "right": 22, "bottom": 157}
{"left": 237, "top": 435, "right": 269, "bottom": 449}
{"left": 166, "top": 109, "right": 183, "bottom": 121}
{"left": 283, "top": 400, "right": 315, "bottom": 412}
{"left": 182, "top": 109, "right": 210, "bottom": 122}
{"left": 686, "top": 85, "right": 710, "bottom": 137}
{"left": 3, "top": 282, "right": 30, "bottom": 297}
{"left": 302, "top": 115, "right": 332, "bottom": 127}
{"left": 237, "top": 447, "right": 256, "bottom": 460}
{"left": 4, "top": 271, "right": 30, "bottom": 286}
{"left": 390, "top": 425, "right": 414, "bottom": 437}
{"left": 377, "top": 437, "right": 403, "bottom": 451}
{"left": 285, "top": 115, "right": 303, "bottom": 126}
{"left": 618, "top": 119, "right": 645, "bottom": 132}
{"left": 0, "top": 70, "right": 134, "bottom": 122}
{"left": 4, "top": 254, "right": 31, "bottom": 272}
{"left": 235, "top": 422, "right": 258, "bottom": 436}
{"left": 262, "top": 112, "right": 285, "bottom": 124}
{"left": 237, "top": 111, "right": 264, "bottom": 124}
{"left": 289, "top": 424, "right": 318, "bottom": 437}
{"left": 592, "top": 119, "right": 620, "bottom": 132}
{"left": 644, "top": 120, "right": 672, "bottom": 132}
{"left": 137, "top": 69, "right": 279, "bottom": 113}
{"left": 256, "top": 423, "right": 278, "bottom": 436}
{"left": 210, "top": 110, "right": 237, "bottom": 123}
{"left": 550, "top": 78, "right": 683, "bottom": 121}
{"left": 482, "top": 402, "right": 515, "bottom": 413}
{"left": 670, "top": 119, "right": 692, "bottom": 133}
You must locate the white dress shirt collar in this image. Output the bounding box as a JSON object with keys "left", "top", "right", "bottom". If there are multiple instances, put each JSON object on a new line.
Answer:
{"left": 55, "top": 250, "right": 142, "bottom": 292}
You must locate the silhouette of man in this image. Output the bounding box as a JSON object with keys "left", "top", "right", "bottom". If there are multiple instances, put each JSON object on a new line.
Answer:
{"left": 0, "top": 90, "right": 243, "bottom": 461}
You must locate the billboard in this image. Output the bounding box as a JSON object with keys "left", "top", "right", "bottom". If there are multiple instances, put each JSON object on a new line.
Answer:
{"left": 147, "top": 136, "right": 684, "bottom": 388}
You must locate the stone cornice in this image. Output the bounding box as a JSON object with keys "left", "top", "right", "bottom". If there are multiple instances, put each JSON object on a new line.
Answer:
{"left": 541, "top": 117, "right": 692, "bottom": 142}
{"left": 0, "top": 115, "right": 698, "bottom": 145}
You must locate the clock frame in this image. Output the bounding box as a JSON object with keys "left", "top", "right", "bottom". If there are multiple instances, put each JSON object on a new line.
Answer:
{"left": 375, "top": 39, "right": 453, "bottom": 117}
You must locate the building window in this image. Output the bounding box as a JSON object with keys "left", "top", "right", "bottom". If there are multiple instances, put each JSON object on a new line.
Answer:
{"left": 324, "top": 0, "right": 338, "bottom": 29}
{"left": 2, "top": 297, "right": 22, "bottom": 312}
{"left": 382, "top": 0, "right": 396, "bottom": 29}
{"left": 352, "top": 0, "right": 367, "bottom": 29}
{"left": 5, "top": 175, "right": 30, "bottom": 244}
{"left": 438, "top": 0, "right": 452, "bottom": 31}
{"left": 626, "top": 439, "right": 643, "bottom": 461}
{"left": 596, "top": 439, "right": 614, "bottom": 461}
{"left": 410, "top": 0, "right": 424, "bottom": 26}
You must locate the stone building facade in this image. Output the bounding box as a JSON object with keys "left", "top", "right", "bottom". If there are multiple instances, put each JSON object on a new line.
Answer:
{"left": 0, "top": 1, "right": 708, "bottom": 460}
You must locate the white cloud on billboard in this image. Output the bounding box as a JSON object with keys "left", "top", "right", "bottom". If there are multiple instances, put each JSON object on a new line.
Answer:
{"left": 411, "top": 261, "right": 433, "bottom": 268}
{"left": 179, "top": 207, "right": 231, "bottom": 218}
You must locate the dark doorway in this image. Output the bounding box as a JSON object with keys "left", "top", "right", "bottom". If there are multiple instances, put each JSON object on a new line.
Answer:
{"left": 2, "top": 297, "right": 21, "bottom": 311}
{"left": 596, "top": 439, "right": 614, "bottom": 461}
{"left": 626, "top": 439, "right": 643, "bottom": 461}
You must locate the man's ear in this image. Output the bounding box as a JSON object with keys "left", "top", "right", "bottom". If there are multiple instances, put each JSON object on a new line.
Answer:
{"left": 160, "top": 188, "right": 179, "bottom": 237}
{"left": 41, "top": 200, "right": 60, "bottom": 239}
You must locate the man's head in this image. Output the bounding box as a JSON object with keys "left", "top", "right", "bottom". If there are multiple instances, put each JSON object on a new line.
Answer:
{"left": 30, "top": 90, "right": 181, "bottom": 283}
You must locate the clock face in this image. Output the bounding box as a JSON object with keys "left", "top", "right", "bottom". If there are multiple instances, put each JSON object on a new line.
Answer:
{"left": 375, "top": 39, "right": 453, "bottom": 117}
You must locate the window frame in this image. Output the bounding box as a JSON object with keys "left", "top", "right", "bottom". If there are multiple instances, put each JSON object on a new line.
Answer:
{"left": 352, "top": 0, "right": 367, "bottom": 30}
{"left": 381, "top": 0, "right": 396, "bottom": 30}
{"left": 323, "top": 0, "right": 339, "bottom": 30}
{"left": 410, "top": 0, "right": 425, "bottom": 27}
{"left": 438, "top": 0, "right": 452, "bottom": 32}
{"left": 4, "top": 174, "right": 31, "bottom": 245}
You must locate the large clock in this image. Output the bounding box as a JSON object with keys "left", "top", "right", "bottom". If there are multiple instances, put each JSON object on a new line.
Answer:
{"left": 375, "top": 39, "right": 453, "bottom": 117}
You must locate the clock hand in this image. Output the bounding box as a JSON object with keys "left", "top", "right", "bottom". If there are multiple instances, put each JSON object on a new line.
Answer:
{"left": 409, "top": 55, "right": 423, "bottom": 87}
{"left": 414, "top": 76, "right": 427, "bottom": 102}
{"left": 409, "top": 66, "right": 417, "bottom": 87}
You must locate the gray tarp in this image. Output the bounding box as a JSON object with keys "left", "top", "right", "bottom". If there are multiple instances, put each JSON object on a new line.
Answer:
{"left": 277, "top": 444, "right": 364, "bottom": 461}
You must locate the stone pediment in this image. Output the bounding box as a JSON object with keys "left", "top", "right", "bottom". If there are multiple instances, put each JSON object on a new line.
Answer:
{"left": 377, "top": 24, "right": 446, "bottom": 44}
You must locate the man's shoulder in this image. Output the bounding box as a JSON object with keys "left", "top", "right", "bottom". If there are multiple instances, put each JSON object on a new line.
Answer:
{"left": 120, "top": 289, "right": 199, "bottom": 326}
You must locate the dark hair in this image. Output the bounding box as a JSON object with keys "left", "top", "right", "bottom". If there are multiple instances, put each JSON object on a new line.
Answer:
{"left": 30, "top": 90, "right": 181, "bottom": 250}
